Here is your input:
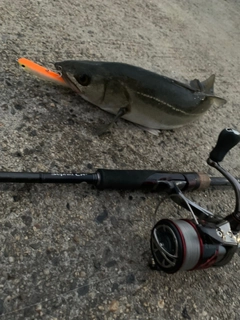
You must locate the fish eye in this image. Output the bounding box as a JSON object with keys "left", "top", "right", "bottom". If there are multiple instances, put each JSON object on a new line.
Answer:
{"left": 74, "top": 74, "right": 91, "bottom": 86}
{"left": 21, "top": 64, "right": 25, "bottom": 68}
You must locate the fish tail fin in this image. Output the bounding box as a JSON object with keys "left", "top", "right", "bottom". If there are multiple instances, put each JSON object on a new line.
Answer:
{"left": 190, "top": 74, "right": 215, "bottom": 94}
{"left": 207, "top": 95, "right": 226, "bottom": 107}
{"left": 201, "top": 74, "right": 215, "bottom": 94}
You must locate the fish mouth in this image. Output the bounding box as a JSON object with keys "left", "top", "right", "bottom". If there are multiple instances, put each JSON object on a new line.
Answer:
{"left": 55, "top": 64, "right": 82, "bottom": 93}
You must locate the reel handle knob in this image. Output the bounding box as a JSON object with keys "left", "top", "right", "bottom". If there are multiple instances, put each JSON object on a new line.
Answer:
{"left": 209, "top": 128, "right": 240, "bottom": 162}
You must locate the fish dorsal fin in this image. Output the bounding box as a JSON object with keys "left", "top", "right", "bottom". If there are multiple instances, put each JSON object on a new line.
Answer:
{"left": 171, "top": 79, "right": 197, "bottom": 92}
{"left": 201, "top": 74, "right": 215, "bottom": 94}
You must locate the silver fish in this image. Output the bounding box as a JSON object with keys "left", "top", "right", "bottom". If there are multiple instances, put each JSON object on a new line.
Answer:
{"left": 55, "top": 60, "right": 226, "bottom": 133}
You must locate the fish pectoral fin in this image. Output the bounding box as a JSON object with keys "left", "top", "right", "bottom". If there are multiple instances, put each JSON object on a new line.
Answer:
{"left": 201, "top": 74, "right": 215, "bottom": 94}
{"left": 97, "top": 106, "right": 129, "bottom": 136}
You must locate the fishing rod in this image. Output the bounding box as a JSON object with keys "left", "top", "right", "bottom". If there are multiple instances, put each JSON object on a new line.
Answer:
{"left": 1, "top": 128, "right": 240, "bottom": 273}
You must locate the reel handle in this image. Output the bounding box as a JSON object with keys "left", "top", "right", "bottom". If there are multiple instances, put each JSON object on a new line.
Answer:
{"left": 209, "top": 128, "right": 240, "bottom": 162}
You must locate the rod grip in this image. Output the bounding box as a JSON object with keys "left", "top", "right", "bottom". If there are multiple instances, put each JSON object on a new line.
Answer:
{"left": 95, "top": 169, "right": 194, "bottom": 191}
{"left": 97, "top": 169, "right": 158, "bottom": 189}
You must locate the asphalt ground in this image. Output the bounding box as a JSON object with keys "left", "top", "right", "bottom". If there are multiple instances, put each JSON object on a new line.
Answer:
{"left": 0, "top": 0, "right": 240, "bottom": 319}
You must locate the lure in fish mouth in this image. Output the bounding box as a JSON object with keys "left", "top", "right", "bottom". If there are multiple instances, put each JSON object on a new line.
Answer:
{"left": 55, "top": 60, "right": 226, "bottom": 134}
{"left": 18, "top": 58, "right": 67, "bottom": 86}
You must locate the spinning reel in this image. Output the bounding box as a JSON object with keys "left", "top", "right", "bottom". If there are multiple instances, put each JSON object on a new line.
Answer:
{"left": 151, "top": 128, "right": 240, "bottom": 273}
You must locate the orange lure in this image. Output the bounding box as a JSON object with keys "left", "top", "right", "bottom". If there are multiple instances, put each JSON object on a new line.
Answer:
{"left": 18, "top": 57, "right": 68, "bottom": 86}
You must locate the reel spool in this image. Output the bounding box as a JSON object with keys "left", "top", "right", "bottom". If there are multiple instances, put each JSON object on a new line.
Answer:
{"left": 151, "top": 219, "right": 201, "bottom": 273}
{"left": 151, "top": 219, "right": 237, "bottom": 273}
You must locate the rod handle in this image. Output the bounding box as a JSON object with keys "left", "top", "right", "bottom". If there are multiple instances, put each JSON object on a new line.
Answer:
{"left": 96, "top": 169, "right": 193, "bottom": 191}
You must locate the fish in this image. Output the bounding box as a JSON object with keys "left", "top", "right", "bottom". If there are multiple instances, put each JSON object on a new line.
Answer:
{"left": 18, "top": 58, "right": 68, "bottom": 87}
{"left": 54, "top": 60, "right": 226, "bottom": 133}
